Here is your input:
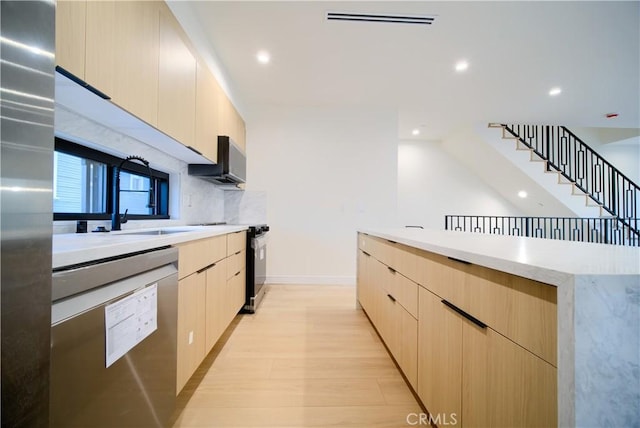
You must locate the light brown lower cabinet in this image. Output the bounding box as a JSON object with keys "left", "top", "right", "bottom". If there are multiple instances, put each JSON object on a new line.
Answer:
{"left": 462, "top": 319, "right": 557, "bottom": 428}
{"left": 176, "top": 234, "right": 246, "bottom": 394}
{"left": 176, "top": 270, "right": 206, "bottom": 392}
{"left": 357, "top": 233, "right": 557, "bottom": 427}
{"left": 417, "top": 286, "right": 463, "bottom": 423}
{"left": 205, "top": 259, "right": 227, "bottom": 353}
{"left": 419, "top": 285, "right": 557, "bottom": 427}
{"left": 357, "top": 250, "right": 417, "bottom": 389}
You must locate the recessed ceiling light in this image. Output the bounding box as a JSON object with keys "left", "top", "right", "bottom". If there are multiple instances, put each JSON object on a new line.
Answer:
{"left": 518, "top": 190, "right": 528, "bottom": 198}
{"left": 454, "top": 60, "right": 469, "bottom": 72}
{"left": 412, "top": 129, "right": 420, "bottom": 136}
{"left": 256, "top": 50, "right": 270, "bottom": 64}
{"left": 548, "top": 87, "right": 562, "bottom": 96}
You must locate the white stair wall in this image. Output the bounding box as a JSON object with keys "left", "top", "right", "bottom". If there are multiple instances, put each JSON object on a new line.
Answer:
{"left": 471, "top": 124, "right": 605, "bottom": 218}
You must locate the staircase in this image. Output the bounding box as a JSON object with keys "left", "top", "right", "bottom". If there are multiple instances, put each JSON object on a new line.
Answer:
{"left": 488, "top": 124, "right": 639, "bottom": 246}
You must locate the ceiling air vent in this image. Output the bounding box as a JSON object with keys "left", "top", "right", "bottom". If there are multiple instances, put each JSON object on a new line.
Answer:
{"left": 326, "top": 11, "right": 436, "bottom": 26}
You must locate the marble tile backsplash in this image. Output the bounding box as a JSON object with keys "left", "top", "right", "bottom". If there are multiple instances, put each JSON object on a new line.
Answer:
{"left": 224, "top": 190, "right": 267, "bottom": 225}
{"left": 53, "top": 105, "right": 228, "bottom": 233}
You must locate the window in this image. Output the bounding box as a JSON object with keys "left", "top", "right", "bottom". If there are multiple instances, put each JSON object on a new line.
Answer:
{"left": 54, "top": 138, "right": 170, "bottom": 221}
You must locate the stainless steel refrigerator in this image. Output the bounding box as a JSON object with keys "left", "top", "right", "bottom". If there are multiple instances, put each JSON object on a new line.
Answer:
{"left": 1, "top": 1, "right": 55, "bottom": 426}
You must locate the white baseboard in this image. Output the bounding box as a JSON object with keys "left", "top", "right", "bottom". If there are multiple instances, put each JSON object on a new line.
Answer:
{"left": 266, "top": 275, "right": 356, "bottom": 286}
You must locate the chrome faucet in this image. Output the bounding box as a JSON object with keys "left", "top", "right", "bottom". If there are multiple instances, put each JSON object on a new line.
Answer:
{"left": 112, "top": 155, "right": 155, "bottom": 231}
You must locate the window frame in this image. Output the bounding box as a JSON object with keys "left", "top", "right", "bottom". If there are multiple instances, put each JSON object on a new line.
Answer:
{"left": 53, "top": 138, "right": 170, "bottom": 221}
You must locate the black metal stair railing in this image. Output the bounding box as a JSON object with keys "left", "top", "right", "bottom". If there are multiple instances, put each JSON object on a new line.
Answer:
{"left": 445, "top": 215, "right": 639, "bottom": 246}
{"left": 500, "top": 124, "right": 639, "bottom": 242}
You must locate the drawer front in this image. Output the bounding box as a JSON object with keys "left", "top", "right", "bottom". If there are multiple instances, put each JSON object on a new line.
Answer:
{"left": 360, "top": 234, "right": 397, "bottom": 268}
{"left": 463, "top": 264, "right": 557, "bottom": 366}
{"left": 227, "top": 268, "right": 246, "bottom": 315}
{"left": 227, "top": 231, "right": 246, "bottom": 256}
{"left": 421, "top": 252, "right": 467, "bottom": 308}
{"left": 362, "top": 236, "right": 419, "bottom": 318}
{"left": 420, "top": 251, "right": 557, "bottom": 365}
{"left": 398, "top": 307, "right": 418, "bottom": 390}
{"left": 209, "top": 235, "right": 226, "bottom": 263}
{"left": 394, "top": 271, "right": 419, "bottom": 319}
{"left": 226, "top": 250, "right": 245, "bottom": 279}
{"left": 358, "top": 232, "right": 368, "bottom": 251}
{"left": 177, "top": 235, "right": 226, "bottom": 279}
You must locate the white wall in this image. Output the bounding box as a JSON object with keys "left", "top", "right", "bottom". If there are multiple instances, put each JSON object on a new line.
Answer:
{"left": 246, "top": 107, "right": 398, "bottom": 285}
{"left": 398, "top": 139, "right": 522, "bottom": 229}
{"left": 568, "top": 127, "right": 640, "bottom": 184}
{"left": 597, "top": 142, "right": 640, "bottom": 184}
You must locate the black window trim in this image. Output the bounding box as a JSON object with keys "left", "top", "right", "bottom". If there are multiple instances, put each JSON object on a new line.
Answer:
{"left": 54, "top": 138, "right": 170, "bottom": 221}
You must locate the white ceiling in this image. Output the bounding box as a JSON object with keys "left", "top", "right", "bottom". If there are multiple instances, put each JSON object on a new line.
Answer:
{"left": 174, "top": 1, "right": 640, "bottom": 141}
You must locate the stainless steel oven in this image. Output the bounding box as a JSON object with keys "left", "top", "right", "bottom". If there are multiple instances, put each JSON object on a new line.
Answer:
{"left": 244, "top": 224, "right": 269, "bottom": 313}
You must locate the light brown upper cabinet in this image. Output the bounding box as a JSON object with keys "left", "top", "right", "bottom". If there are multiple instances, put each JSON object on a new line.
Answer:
{"left": 84, "top": 1, "right": 115, "bottom": 96}
{"left": 218, "top": 93, "right": 246, "bottom": 153}
{"left": 158, "top": 3, "right": 196, "bottom": 148}
{"left": 195, "top": 61, "right": 221, "bottom": 163}
{"left": 73, "top": 1, "right": 159, "bottom": 127}
{"left": 55, "top": 0, "right": 86, "bottom": 79}
{"left": 55, "top": 1, "right": 247, "bottom": 161}
{"left": 111, "top": 1, "right": 160, "bottom": 127}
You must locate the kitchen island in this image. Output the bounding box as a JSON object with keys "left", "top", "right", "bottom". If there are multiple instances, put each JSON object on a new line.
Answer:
{"left": 357, "top": 228, "right": 639, "bottom": 428}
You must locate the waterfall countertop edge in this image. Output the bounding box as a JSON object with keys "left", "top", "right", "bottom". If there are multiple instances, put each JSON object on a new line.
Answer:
{"left": 358, "top": 228, "right": 640, "bottom": 286}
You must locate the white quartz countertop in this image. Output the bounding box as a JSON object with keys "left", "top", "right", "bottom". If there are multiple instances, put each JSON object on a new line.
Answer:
{"left": 53, "top": 225, "right": 248, "bottom": 269}
{"left": 359, "top": 228, "right": 640, "bottom": 286}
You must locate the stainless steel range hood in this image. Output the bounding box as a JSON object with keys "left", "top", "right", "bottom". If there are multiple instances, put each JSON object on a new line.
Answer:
{"left": 188, "top": 136, "right": 246, "bottom": 185}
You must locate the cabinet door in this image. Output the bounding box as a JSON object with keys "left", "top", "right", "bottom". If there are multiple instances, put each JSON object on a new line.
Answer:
{"left": 418, "top": 287, "right": 462, "bottom": 422}
{"left": 217, "top": 94, "right": 232, "bottom": 141}
{"left": 205, "top": 260, "right": 226, "bottom": 353}
{"left": 176, "top": 272, "right": 206, "bottom": 393}
{"left": 85, "top": 1, "right": 115, "bottom": 95}
{"left": 158, "top": 4, "right": 196, "bottom": 147}
{"left": 379, "top": 287, "right": 400, "bottom": 357}
{"left": 462, "top": 325, "right": 557, "bottom": 427}
{"left": 228, "top": 269, "right": 246, "bottom": 316}
{"left": 227, "top": 231, "right": 246, "bottom": 256}
{"left": 177, "top": 237, "right": 214, "bottom": 280}
{"left": 357, "top": 250, "right": 371, "bottom": 311}
{"left": 111, "top": 1, "right": 159, "bottom": 126}
{"left": 55, "top": 0, "right": 86, "bottom": 79}
{"left": 195, "top": 62, "right": 220, "bottom": 162}
{"left": 398, "top": 308, "right": 418, "bottom": 389}
{"left": 237, "top": 114, "right": 247, "bottom": 153}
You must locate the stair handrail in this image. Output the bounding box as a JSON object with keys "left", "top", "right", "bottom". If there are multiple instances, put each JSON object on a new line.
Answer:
{"left": 500, "top": 124, "right": 639, "bottom": 237}
{"left": 445, "top": 214, "right": 639, "bottom": 247}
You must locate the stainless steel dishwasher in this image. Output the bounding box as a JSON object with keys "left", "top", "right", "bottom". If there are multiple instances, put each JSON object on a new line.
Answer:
{"left": 50, "top": 246, "right": 178, "bottom": 428}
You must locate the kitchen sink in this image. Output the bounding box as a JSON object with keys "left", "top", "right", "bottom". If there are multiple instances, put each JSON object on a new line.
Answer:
{"left": 120, "top": 229, "right": 195, "bottom": 236}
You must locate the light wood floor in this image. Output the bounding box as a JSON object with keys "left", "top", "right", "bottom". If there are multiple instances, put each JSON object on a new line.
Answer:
{"left": 170, "top": 284, "right": 423, "bottom": 427}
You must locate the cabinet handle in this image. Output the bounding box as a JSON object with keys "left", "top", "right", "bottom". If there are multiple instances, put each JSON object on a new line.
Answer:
{"left": 235, "top": 251, "right": 242, "bottom": 255}
{"left": 387, "top": 266, "right": 396, "bottom": 274}
{"left": 387, "top": 294, "right": 396, "bottom": 302}
{"left": 186, "top": 145, "right": 202, "bottom": 155}
{"left": 234, "top": 271, "right": 241, "bottom": 277}
{"left": 386, "top": 239, "right": 397, "bottom": 244}
{"left": 441, "top": 300, "right": 487, "bottom": 329}
{"left": 56, "top": 65, "right": 111, "bottom": 100}
{"left": 447, "top": 256, "right": 471, "bottom": 265}
{"left": 196, "top": 262, "right": 217, "bottom": 274}
{"left": 362, "top": 251, "right": 371, "bottom": 257}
